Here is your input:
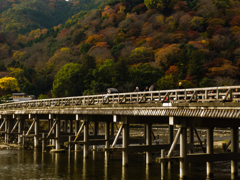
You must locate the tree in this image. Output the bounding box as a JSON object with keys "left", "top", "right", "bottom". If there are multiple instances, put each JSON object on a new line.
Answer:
{"left": 38, "top": 94, "right": 50, "bottom": 99}
{"left": 156, "top": 74, "right": 177, "bottom": 90}
{"left": 72, "top": 30, "right": 86, "bottom": 45}
{"left": 110, "top": 44, "right": 125, "bottom": 59}
{"left": 0, "top": 77, "right": 20, "bottom": 92}
{"left": 144, "top": 0, "right": 176, "bottom": 15}
{"left": 79, "top": 43, "right": 92, "bottom": 54}
{"left": 129, "top": 63, "right": 163, "bottom": 90}
{"left": 22, "top": 81, "right": 37, "bottom": 96}
{"left": 188, "top": 50, "right": 205, "bottom": 83}
{"left": 92, "top": 59, "right": 115, "bottom": 91}
{"left": 112, "top": 59, "right": 129, "bottom": 89}
{"left": 51, "top": 63, "right": 84, "bottom": 97}
{"left": 128, "top": 47, "right": 154, "bottom": 64}
{"left": 155, "top": 44, "right": 180, "bottom": 71}
{"left": 199, "top": 77, "right": 213, "bottom": 87}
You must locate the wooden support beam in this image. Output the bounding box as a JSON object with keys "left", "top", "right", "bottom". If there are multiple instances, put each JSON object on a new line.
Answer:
{"left": 26, "top": 119, "right": 36, "bottom": 136}
{"left": 10, "top": 119, "right": 20, "bottom": 134}
{"left": 111, "top": 124, "right": 123, "bottom": 148}
{"left": 46, "top": 120, "right": 57, "bottom": 139}
{"left": 74, "top": 122, "right": 85, "bottom": 142}
{"left": 194, "top": 128, "right": 206, "bottom": 153}
{"left": 167, "top": 128, "right": 181, "bottom": 158}
{"left": 0, "top": 119, "right": 6, "bottom": 130}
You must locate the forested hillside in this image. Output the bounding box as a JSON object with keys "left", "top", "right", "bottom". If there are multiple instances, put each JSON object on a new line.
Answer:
{"left": 0, "top": 0, "right": 240, "bottom": 98}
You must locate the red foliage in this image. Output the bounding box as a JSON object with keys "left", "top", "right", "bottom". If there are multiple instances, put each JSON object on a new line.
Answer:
{"left": 113, "top": 3, "right": 125, "bottom": 12}
{"left": 187, "top": 31, "right": 199, "bottom": 40}
{"left": 213, "top": 27, "right": 230, "bottom": 36}
{"left": 58, "top": 28, "right": 69, "bottom": 40}
{"left": 207, "top": 25, "right": 223, "bottom": 36}
{"left": 187, "top": 11, "right": 196, "bottom": 16}
{"left": 133, "top": 3, "right": 147, "bottom": 14}
{"left": 204, "top": 58, "right": 225, "bottom": 70}
{"left": 126, "top": 28, "right": 141, "bottom": 37}
{"left": 173, "top": 31, "right": 188, "bottom": 41}
{"left": 173, "top": 1, "right": 189, "bottom": 12}
{"left": 230, "top": 15, "right": 240, "bottom": 27}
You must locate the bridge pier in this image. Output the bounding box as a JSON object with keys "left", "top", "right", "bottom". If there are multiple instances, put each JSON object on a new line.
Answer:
{"left": 111, "top": 122, "right": 114, "bottom": 136}
{"left": 69, "top": 120, "right": 73, "bottom": 133}
{"left": 231, "top": 127, "right": 239, "bottom": 175}
{"left": 180, "top": 127, "right": 187, "bottom": 179}
{"left": 75, "top": 120, "right": 79, "bottom": 151}
{"left": 55, "top": 118, "right": 60, "bottom": 150}
{"left": 206, "top": 127, "right": 214, "bottom": 178}
{"left": 94, "top": 121, "right": 98, "bottom": 136}
{"left": 83, "top": 119, "right": 89, "bottom": 158}
{"left": 122, "top": 119, "right": 129, "bottom": 166}
{"left": 189, "top": 127, "right": 194, "bottom": 154}
{"left": 18, "top": 119, "right": 24, "bottom": 144}
{"left": 34, "top": 117, "right": 39, "bottom": 148}
{"left": 146, "top": 124, "right": 152, "bottom": 165}
{"left": 5, "top": 118, "right": 9, "bottom": 144}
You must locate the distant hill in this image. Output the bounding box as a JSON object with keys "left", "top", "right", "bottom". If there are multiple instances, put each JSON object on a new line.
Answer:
{"left": 0, "top": 0, "right": 107, "bottom": 34}
{"left": 1, "top": 0, "right": 240, "bottom": 98}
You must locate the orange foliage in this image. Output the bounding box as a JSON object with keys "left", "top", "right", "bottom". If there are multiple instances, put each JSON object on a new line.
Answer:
{"left": 206, "top": 58, "right": 238, "bottom": 78}
{"left": 85, "top": 34, "right": 105, "bottom": 45}
{"left": 102, "top": 5, "right": 115, "bottom": 17}
{"left": 95, "top": 42, "right": 109, "bottom": 48}
{"left": 165, "top": 65, "right": 179, "bottom": 76}
{"left": 58, "top": 28, "right": 69, "bottom": 40}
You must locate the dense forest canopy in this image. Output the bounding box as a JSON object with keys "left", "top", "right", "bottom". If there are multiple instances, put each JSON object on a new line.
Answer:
{"left": 0, "top": 0, "right": 240, "bottom": 98}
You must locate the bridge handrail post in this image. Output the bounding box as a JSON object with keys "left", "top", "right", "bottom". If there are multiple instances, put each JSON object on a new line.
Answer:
{"left": 175, "top": 91, "right": 178, "bottom": 100}
{"left": 229, "top": 89, "right": 232, "bottom": 101}
{"left": 205, "top": 90, "right": 208, "bottom": 100}
{"left": 216, "top": 88, "right": 219, "bottom": 100}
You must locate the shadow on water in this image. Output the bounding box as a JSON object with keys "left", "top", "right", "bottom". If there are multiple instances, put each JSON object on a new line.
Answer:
{"left": 0, "top": 149, "right": 239, "bottom": 180}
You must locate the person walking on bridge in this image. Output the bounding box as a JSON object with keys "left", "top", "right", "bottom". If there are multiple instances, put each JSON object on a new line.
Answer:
{"left": 134, "top": 87, "right": 139, "bottom": 92}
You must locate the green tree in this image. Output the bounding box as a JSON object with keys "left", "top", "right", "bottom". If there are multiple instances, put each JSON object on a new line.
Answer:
{"left": 144, "top": 0, "right": 162, "bottom": 9}
{"left": 51, "top": 63, "right": 84, "bottom": 97}
{"left": 92, "top": 59, "right": 115, "bottom": 91}
{"left": 112, "top": 59, "right": 129, "bottom": 88}
{"left": 177, "top": 44, "right": 196, "bottom": 80}
{"left": 22, "top": 81, "right": 37, "bottom": 96}
{"left": 38, "top": 94, "right": 49, "bottom": 99}
{"left": 188, "top": 50, "right": 205, "bottom": 83}
{"left": 129, "top": 63, "right": 163, "bottom": 90}
{"left": 110, "top": 44, "right": 125, "bottom": 59}
{"left": 199, "top": 78, "right": 213, "bottom": 87}
{"left": 79, "top": 54, "right": 96, "bottom": 90}
{"left": 79, "top": 43, "right": 92, "bottom": 54}
{"left": 128, "top": 47, "right": 154, "bottom": 64}
{"left": 156, "top": 74, "right": 177, "bottom": 90}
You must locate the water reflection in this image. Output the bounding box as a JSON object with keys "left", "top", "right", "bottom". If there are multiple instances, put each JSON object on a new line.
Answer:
{"left": 0, "top": 149, "right": 237, "bottom": 180}
{"left": 146, "top": 165, "right": 149, "bottom": 180}
{"left": 122, "top": 166, "right": 126, "bottom": 180}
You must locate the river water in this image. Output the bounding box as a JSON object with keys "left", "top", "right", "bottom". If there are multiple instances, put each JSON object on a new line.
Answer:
{"left": 0, "top": 148, "right": 238, "bottom": 180}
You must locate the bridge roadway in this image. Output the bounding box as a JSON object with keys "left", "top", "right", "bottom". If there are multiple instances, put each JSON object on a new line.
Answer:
{"left": 0, "top": 85, "right": 240, "bottom": 179}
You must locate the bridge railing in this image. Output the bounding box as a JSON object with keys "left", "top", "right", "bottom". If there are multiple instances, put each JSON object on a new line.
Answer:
{"left": 1, "top": 85, "right": 240, "bottom": 109}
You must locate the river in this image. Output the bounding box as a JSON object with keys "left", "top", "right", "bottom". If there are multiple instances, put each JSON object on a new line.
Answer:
{"left": 0, "top": 148, "right": 238, "bottom": 180}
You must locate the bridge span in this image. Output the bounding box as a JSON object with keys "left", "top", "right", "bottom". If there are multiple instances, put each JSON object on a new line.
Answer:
{"left": 0, "top": 85, "right": 240, "bottom": 179}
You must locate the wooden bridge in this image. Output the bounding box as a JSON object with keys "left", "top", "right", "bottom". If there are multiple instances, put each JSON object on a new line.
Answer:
{"left": 0, "top": 85, "right": 240, "bottom": 179}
